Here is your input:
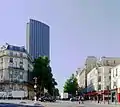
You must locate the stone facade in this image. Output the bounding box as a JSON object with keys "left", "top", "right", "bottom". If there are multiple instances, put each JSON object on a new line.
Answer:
{"left": 0, "top": 43, "right": 33, "bottom": 98}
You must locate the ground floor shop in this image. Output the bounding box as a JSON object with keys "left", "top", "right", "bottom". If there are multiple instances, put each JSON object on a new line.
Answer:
{"left": 85, "top": 88, "right": 120, "bottom": 103}
{"left": 0, "top": 82, "right": 34, "bottom": 99}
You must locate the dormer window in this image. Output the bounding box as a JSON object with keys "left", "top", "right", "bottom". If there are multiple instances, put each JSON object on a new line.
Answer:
{"left": 9, "top": 51, "right": 13, "bottom": 56}
{"left": 20, "top": 59, "right": 23, "bottom": 64}
{"left": 9, "top": 58, "right": 13, "bottom": 63}
{"left": 20, "top": 53, "right": 23, "bottom": 57}
{"left": 114, "top": 60, "right": 115, "bottom": 64}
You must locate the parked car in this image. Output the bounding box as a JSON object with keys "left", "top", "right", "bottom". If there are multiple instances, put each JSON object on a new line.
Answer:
{"left": 39, "top": 96, "right": 56, "bottom": 102}
{"left": 70, "top": 97, "right": 78, "bottom": 101}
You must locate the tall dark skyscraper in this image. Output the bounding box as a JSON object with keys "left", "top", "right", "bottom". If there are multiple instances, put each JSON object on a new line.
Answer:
{"left": 26, "top": 19, "right": 50, "bottom": 59}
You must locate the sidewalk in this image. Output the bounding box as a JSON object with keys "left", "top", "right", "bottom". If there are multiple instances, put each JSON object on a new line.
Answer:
{"left": 0, "top": 99, "right": 44, "bottom": 106}
{"left": 86, "top": 100, "right": 120, "bottom": 107}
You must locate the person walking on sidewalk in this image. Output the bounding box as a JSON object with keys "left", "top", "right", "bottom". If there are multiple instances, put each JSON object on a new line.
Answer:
{"left": 79, "top": 96, "right": 84, "bottom": 104}
{"left": 81, "top": 96, "right": 84, "bottom": 104}
{"left": 78, "top": 96, "right": 81, "bottom": 104}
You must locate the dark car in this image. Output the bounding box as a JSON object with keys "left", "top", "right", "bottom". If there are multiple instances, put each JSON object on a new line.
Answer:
{"left": 70, "top": 97, "right": 78, "bottom": 101}
{"left": 39, "top": 96, "right": 56, "bottom": 102}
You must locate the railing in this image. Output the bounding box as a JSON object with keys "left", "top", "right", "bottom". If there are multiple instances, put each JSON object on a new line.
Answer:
{"left": 8, "top": 66, "right": 24, "bottom": 70}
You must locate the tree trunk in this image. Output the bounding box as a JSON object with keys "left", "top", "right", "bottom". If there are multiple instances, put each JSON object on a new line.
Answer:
{"left": 39, "top": 81, "right": 44, "bottom": 96}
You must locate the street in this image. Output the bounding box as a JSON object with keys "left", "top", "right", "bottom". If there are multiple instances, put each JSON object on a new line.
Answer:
{"left": 0, "top": 100, "right": 119, "bottom": 107}
{"left": 40, "top": 101, "right": 83, "bottom": 107}
{"left": 40, "top": 100, "right": 119, "bottom": 107}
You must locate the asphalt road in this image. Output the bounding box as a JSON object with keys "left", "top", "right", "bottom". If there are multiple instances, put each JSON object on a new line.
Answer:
{"left": 40, "top": 100, "right": 118, "bottom": 107}
{"left": 0, "top": 100, "right": 118, "bottom": 107}
{"left": 41, "top": 101, "right": 85, "bottom": 107}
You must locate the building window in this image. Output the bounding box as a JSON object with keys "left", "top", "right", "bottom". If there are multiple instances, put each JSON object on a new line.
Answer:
{"left": 106, "top": 60, "right": 109, "bottom": 66}
{"left": 20, "top": 65, "right": 23, "bottom": 69}
{"left": 9, "top": 84, "right": 13, "bottom": 90}
{"left": 113, "top": 70, "right": 114, "bottom": 77}
{"left": 9, "top": 58, "right": 13, "bottom": 63}
{"left": 109, "top": 68, "right": 111, "bottom": 73}
{"left": 20, "top": 59, "right": 23, "bottom": 64}
{"left": 98, "top": 76, "right": 101, "bottom": 82}
{"left": 114, "top": 60, "right": 115, "bottom": 64}
{"left": 19, "top": 75, "right": 23, "bottom": 80}
{"left": 98, "top": 84, "right": 101, "bottom": 90}
{"left": 116, "top": 68, "right": 118, "bottom": 76}
{"left": 20, "top": 53, "right": 23, "bottom": 57}
{"left": 9, "top": 71, "right": 13, "bottom": 79}
{"left": 9, "top": 51, "right": 13, "bottom": 56}
{"left": 1, "top": 58, "right": 3, "bottom": 62}
{"left": 90, "top": 80, "right": 92, "bottom": 84}
{"left": 20, "top": 62, "right": 23, "bottom": 64}
{"left": 113, "top": 82, "right": 116, "bottom": 87}
{"left": 0, "top": 58, "right": 3, "bottom": 63}
{"left": 15, "top": 53, "right": 17, "bottom": 56}
{"left": 19, "top": 85, "right": 23, "bottom": 90}
{"left": 109, "top": 76, "right": 111, "bottom": 80}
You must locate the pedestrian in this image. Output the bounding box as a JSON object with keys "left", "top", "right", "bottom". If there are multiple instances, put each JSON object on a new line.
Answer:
{"left": 81, "top": 96, "right": 84, "bottom": 104}
{"left": 78, "top": 96, "right": 81, "bottom": 104}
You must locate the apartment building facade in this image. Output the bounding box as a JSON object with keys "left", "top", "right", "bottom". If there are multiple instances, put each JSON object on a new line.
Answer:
{"left": 0, "top": 43, "right": 33, "bottom": 99}
{"left": 85, "top": 56, "right": 97, "bottom": 73}
{"left": 111, "top": 64, "right": 120, "bottom": 102}
{"left": 99, "top": 56, "right": 120, "bottom": 66}
{"left": 87, "top": 66, "right": 112, "bottom": 92}
{"left": 87, "top": 68, "right": 98, "bottom": 92}
{"left": 76, "top": 68, "right": 86, "bottom": 88}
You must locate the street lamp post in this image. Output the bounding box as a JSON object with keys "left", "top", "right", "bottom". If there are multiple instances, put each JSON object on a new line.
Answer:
{"left": 33, "top": 77, "right": 37, "bottom": 102}
{"left": 76, "top": 91, "right": 78, "bottom": 97}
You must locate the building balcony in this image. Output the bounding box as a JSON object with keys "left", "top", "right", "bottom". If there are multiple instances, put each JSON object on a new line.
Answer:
{"left": 8, "top": 66, "right": 24, "bottom": 70}
{"left": 0, "top": 80, "right": 30, "bottom": 84}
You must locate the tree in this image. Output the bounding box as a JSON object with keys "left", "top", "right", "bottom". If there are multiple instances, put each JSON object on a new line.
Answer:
{"left": 54, "top": 88, "right": 60, "bottom": 96}
{"left": 33, "top": 56, "right": 57, "bottom": 96}
{"left": 63, "top": 74, "right": 78, "bottom": 96}
{"left": 78, "top": 87, "right": 84, "bottom": 95}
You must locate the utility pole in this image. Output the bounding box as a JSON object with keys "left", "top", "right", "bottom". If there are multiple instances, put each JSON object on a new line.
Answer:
{"left": 76, "top": 91, "right": 78, "bottom": 97}
{"left": 33, "top": 77, "right": 37, "bottom": 102}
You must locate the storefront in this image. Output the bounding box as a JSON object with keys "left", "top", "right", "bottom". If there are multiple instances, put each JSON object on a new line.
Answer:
{"left": 111, "top": 88, "right": 120, "bottom": 103}
{"left": 111, "top": 89, "right": 117, "bottom": 103}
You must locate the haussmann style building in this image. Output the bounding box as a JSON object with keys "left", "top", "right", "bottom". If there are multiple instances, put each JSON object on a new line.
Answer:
{"left": 0, "top": 43, "right": 34, "bottom": 99}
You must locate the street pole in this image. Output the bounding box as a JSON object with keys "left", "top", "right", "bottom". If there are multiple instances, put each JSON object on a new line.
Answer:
{"left": 33, "top": 77, "right": 37, "bottom": 102}
{"left": 76, "top": 91, "right": 77, "bottom": 97}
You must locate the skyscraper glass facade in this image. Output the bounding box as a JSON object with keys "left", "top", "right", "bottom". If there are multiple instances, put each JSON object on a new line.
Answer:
{"left": 26, "top": 19, "right": 50, "bottom": 59}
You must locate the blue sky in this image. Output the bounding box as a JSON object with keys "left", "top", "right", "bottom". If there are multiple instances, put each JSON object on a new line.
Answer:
{"left": 0, "top": 0, "right": 120, "bottom": 92}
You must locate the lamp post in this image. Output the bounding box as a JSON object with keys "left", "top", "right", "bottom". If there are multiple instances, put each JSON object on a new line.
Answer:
{"left": 76, "top": 91, "right": 78, "bottom": 97}
{"left": 33, "top": 77, "right": 37, "bottom": 102}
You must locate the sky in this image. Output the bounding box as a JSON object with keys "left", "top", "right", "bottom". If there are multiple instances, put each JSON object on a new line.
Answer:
{"left": 0, "top": 0, "right": 120, "bottom": 92}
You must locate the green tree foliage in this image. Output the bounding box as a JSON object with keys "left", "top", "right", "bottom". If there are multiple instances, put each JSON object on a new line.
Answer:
{"left": 33, "top": 56, "right": 57, "bottom": 95}
{"left": 63, "top": 74, "right": 78, "bottom": 96}
{"left": 54, "top": 88, "right": 60, "bottom": 96}
{"left": 78, "top": 87, "right": 84, "bottom": 95}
